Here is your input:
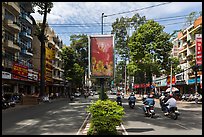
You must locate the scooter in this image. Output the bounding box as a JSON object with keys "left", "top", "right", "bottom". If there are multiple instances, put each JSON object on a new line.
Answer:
{"left": 117, "top": 100, "right": 122, "bottom": 106}
{"left": 144, "top": 104, "right": 155, "bottom": 118}
{"left": 165, "top": 107, "right": 180, "bottom": 120}
{"left": 129, "top": 101, "right": 135, "bottom": 109}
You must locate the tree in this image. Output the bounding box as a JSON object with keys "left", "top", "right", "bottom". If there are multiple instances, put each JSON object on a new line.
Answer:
{"left": 111, "top": 13, "right": 146, "bottom": 61}
{"left": 128, "top": 20, "right": 173, "bottom": 92}
{"left": 184, "top": 11, "right": 198, "bottom": 27}
{"left": 32, "top": 2, "right": 53, "bottom": 97}
{"left": 70, "top": 34, "right": 88, "bottom": 88}
{"left": 111, "top": 13, "right": 146, "bottom": 91}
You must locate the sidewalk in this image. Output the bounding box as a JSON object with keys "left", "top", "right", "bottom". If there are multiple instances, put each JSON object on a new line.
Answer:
{"left": 2, "top": 97, "right": 68, "bottom": 112}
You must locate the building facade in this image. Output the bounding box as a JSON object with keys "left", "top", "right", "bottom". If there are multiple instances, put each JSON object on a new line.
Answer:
{"left": 2, "top": 2, "right": 65, "bottom": 98}
{"left": 153, "top": 16, "right": 202, "bottom": 95}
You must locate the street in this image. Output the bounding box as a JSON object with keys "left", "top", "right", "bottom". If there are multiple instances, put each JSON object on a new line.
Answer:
{"left": 2, "top": 94, "right": 202, "bottom": 135}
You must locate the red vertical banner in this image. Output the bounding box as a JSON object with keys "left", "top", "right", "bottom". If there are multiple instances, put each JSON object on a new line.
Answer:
{"left": 89, "top": 35, "right": 114, "bottom": 78}
{"left": 196, "top": 34, "right": 202, "bottom": 65}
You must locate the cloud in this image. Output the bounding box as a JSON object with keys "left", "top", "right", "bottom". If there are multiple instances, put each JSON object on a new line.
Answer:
{"left": 30, "top": 2, "right": 202, "bottom": 46}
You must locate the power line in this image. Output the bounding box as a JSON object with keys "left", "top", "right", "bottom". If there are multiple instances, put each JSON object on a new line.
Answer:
{"left": 105, "top": 2, "right": 172, "bottom": 17}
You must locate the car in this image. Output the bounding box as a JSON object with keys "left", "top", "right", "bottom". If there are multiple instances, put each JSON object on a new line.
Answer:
{"left": 74, "top": 92, "right": 81, "bottom": 97}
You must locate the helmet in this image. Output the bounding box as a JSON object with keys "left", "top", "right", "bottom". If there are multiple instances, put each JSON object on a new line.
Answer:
{"left": 131, "top": 93, "right": 134, "bottom": 96}
{"left": 169, "top": 94, "right": 173, "bottom": 97}
{"left": 149, "top": 94, "right": 153, "bottom": 98}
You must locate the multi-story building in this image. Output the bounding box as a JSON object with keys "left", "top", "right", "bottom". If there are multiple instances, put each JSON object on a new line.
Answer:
{"left": 52, "top": 34, "right": 64, "bottom": 96}
{"left": 153, "top": 16, "right": 202, "bottom": 95}
{"left": 176, "top": 16, "right": 202, "bottom": 94}
{"left": 2, "top": 2, "right": 40, "bottom": 96}
{"left": 2, "top": 2, "right": 22, "bottom": 94}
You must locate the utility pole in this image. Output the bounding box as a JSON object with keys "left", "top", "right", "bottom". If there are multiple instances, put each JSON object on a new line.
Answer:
{"left": 170, "top": 62, "right": 173, "bottom": 94}
{"left": 40, "top": 2, "right": 48, "bottom": 98}
{"left": 100, "top": 13, "right": 107, "bottom": 100}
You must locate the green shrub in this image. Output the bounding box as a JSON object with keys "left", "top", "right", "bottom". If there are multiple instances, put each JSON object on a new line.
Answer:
{"left": 86, "top": 99, "right": 125, "bottom": 135}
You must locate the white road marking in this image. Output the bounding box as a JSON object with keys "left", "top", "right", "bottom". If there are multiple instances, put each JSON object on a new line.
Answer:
{"left": 76, "top": 113, "right": 91, "bottom": 135}
{"left": 121, "top": 123, "right": 128, "bottom": 135}
{"left": 176, "top": 124, "right": 189, "bottom": 130}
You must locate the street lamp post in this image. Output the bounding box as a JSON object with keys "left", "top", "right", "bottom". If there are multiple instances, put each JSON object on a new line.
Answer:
{"left": 100, "top": 13, "right": 107, "bottom": 100}
{"left": 170, "top": 61, "right": 173, "bottom": 94}
{"left": 101, "top": 13, "right": 107, "bottom": 35}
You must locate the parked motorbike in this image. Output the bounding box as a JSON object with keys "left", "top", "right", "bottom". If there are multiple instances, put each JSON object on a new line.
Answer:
{"left": 165, "top": 107, "right": 180, "bottom": 120}
{"left": 144, "top": 104, "right": 155, "bottom": 118}
{"left": 2, "top": 98, "right": 9, "bottom": 109}
{"left": 70, "top": 95, "right": 74, "bottom": 101}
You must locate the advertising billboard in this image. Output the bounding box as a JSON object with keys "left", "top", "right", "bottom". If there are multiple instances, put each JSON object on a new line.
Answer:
{"left": 88, "top": 35, "right": 114, "bottom": 78}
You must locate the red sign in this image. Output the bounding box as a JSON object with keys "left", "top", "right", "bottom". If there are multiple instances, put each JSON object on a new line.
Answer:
{"left": 167, "top": 75, "right": 176, "bottom": 86}
{"left": 196, "top": 34, "right": 202, "bottom": 65}
{"left": 89, "top": 35, "right": 114, "bottom": 78}
{"left": 12, "top": 63, "right": 28, "bottom": 81}
{"left": 134, "top": 83, "right": 150, "bottom": 88}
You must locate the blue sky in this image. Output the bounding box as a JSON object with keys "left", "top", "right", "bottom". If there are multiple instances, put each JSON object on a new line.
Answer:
{"left": 31, "top": 2, "right": 202, "bottom": 46}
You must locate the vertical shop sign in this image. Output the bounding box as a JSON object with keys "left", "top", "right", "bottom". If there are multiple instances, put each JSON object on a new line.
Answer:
{"left": 195, "top": 34, "right": 202, "bottom": 65}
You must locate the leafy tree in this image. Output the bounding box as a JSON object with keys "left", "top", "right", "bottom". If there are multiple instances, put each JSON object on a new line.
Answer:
{"left": 111, "top": 13, "right": 146, "bottom": 89}
{"left": 32, "top": 2, "right": 53, "bottom": 97}
{"left": 128, "top": 20, "right": 173, "bottom": 89}
{"left": 184, "top": 11, "right": 198, "bottom": 27}
{"left": 70, "top": 34, "right": 88, "bottom": 69}
{"left": 111, "top": 13, "right": 146, "bottom": 61}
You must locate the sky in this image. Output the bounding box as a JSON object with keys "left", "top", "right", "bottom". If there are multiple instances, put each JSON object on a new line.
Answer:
{"left": 31, "top": 2, "right": 202, "bottom": 46}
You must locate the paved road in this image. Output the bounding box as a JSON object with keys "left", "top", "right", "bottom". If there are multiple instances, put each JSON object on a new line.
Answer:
{"left": 2, "top": 96, "right": 98, "bottom": 135}
{"left": 108, "top": 94, "right": 202, "bottom": 135}
{"left": 2, "top": 94, "right": 202, "bottom": 135}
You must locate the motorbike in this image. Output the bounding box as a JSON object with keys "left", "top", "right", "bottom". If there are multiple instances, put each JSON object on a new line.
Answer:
{"left": 129, "top": 101, "right": 135, "bottom": 109}
{"left": 116, "top": 96, "right": 122, "bottom": 106}
{"left": 143, "top": 104, "right": 155, "bottom": 118}
{"left": 165, "top": 107, "right": 180, "bottom": 120}
{"left": 117, "top": 100, "right": 122, "bottom": 106}
{"left": 70, "top": 94, "right": 74, "bottom": 101}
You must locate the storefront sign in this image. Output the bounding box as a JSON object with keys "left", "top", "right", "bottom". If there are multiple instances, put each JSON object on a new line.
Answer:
{"left": 200, "top": 75, "right": 202, "bottom": 89}
{"left": 195, "top": 34, "right": 202, "bottom": 65}
{"left": 175, "top": 73, "right": 184, "bottom": 82}
{"left": 2, "top": 71, "right": 11, "bottom": 79}
{"left": 28, "top": 69, "right": 38, "bottom": 81}
{"left": 89, "top": 35, "right": 114, "bottom": 78}
{"left": 12, "top": 63, "right": 28, "bottom": 81}
{"left": 188, "top": 78, "right": 200, "bottom": 84}
{"left": 175, "top": 80, "right": 186, "bottom": 85}
{"left": 167, "top": 75, "right": 176, "bottom": 86}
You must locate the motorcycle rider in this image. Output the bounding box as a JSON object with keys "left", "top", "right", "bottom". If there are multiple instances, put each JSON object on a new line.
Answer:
{"left": 143, "top": 94, "right": 155, "bottom": 114}
{"left": 116, "top": 94, "right": 122, "bottom": 106}
{"left": 164, "top": 93, "right": 177, "bottom": 115}
{"left": 128, "top": 93, "right": 136, "bottom": 106}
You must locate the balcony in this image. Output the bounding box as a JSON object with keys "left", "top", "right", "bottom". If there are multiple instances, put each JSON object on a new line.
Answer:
{"left": 4, "top": 2, "right": 20, "bottom": 15}
{"left": 20, "top": 13, "right": 33, "bottom": 25}
{"left": 2, "top": 58, "right": 13, "bottom": 68}
{"left": 21, "top": 49, "right": 33, "bottom": 57}
{"left": 48, "top": 40, "right": 55, "bottom": 46}
{"left": 4, "top": 19, "right": 21, "bottom": 33}
{"left": 20, "top": 31, "right": 33, "bottom": 40}
{"left": 53, "top": 35, "right": 60, "bottom": 43}
{"left": 4, "top": 39, "right": 21, "bottom": 52}
{"left": 55, "top": 44, "right": 60, "bottom": 50}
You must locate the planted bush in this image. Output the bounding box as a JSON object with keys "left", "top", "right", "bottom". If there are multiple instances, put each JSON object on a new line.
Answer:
{"left": 86, "top": 99, "right": 125, "bottom": 135}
